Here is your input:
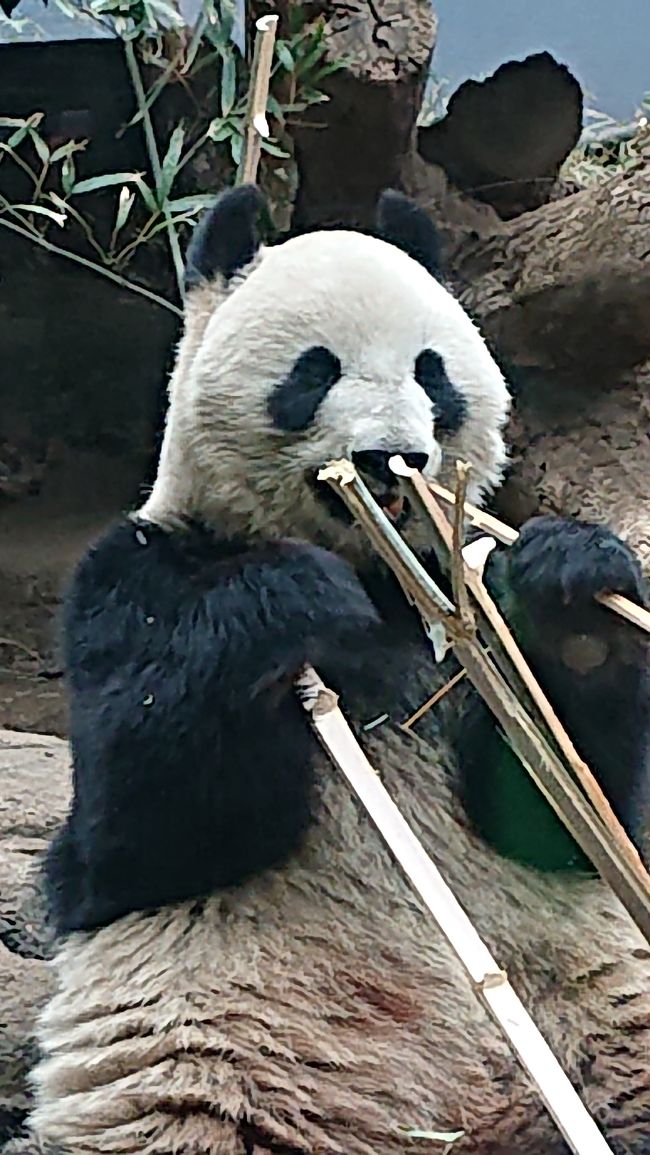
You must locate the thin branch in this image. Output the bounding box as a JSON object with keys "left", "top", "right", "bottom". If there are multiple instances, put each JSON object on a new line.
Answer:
{"left": 451, "top": 460, "right": 473, "bottom": 629}
{"left": 123, "top": 37, "right": 185, "bottom": 300}
{"left": 401, "top": 667, "right": 467, "bottom": 731}
{"left": 0, "top": 143, "right": 39, "bottom": 186}
{"left": 0, "top": 216, "right": 182, "bottom": 316}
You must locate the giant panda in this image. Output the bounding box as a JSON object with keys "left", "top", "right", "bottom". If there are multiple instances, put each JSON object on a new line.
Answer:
{"left": 29, "top": 186, "right": 650, "bottom": 1154}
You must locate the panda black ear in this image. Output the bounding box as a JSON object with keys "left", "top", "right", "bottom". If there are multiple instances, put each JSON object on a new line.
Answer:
{"left": 184, "top": 184, "right": 267, "bottom": 292}
{"left": 375, "top": 190, "right": 441, "bottom": 279}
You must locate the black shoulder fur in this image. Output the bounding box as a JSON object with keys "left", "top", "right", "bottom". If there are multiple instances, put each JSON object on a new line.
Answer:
{"left": 46, "top": 518, "right": 382, "bottom": 932}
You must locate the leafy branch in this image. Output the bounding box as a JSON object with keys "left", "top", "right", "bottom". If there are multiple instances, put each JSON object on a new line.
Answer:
{"left": 0, "top": 0, "right": 346, "bottom": 308}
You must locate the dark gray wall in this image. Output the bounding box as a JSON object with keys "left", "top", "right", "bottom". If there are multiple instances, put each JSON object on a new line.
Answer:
{"left": 432, "top": 0, "right": 648, "bottom": 122}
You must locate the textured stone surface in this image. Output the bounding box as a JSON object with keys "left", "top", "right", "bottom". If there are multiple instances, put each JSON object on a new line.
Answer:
{"left": 0, "top": 730, "right": 70, "bottom": 1149}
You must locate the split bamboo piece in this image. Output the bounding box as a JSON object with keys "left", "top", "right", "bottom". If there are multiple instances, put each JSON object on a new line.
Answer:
{"left": 299, "top": 665, "right": 615, "bottom": 1155}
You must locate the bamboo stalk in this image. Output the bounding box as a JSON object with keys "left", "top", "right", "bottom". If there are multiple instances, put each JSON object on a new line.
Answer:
{"left": 427, "top": 480, "right": 650, "bottom": 636}
{"left": 298, "top": 665, "right": 615, "bottom": 1155}
{"left": 318, "top": 458, "right": 650, "bottom": 943}
{"left": 236, "top": 14, "right": 279, "bottom": 187}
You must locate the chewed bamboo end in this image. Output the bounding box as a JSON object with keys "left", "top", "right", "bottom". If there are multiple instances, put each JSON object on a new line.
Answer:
{"left": 255, "top": 13, "right": 279, "bottom": 31}
{"left": 388, "top": 455, "right": 415, "bottom": 478}
{"left": 318, "top": 459, "right": 358, "bottom": 486}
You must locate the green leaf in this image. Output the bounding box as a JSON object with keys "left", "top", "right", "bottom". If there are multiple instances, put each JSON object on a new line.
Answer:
{"left": 229, "top": 132, "right": 243, "bottom": 167}
{"left": 266, "top": 95, "right": 286, "bottom": 121}
{"left": 29, "top": 129, "right": 50, "bottom": 164}
{"left": 294, "top": 39, "right": 327, "bottom": 79}
{"left": 216, "top": 4, "right": 233, "bottom": 46}
{"left": 296, "top": 88, "right": 330, "bottom": 108}
{"left": 114, "top": 186, "right": 136, "bottom": 235}
{"left": 261, "top": 140, "right": 290, "bottom": 158}
{"left": 14, "top": 203, "right": 66, "bottom": 225}
{"left": 158, "top": 123, "right": 185, "bottom": 204}
{"left": 207, "top": 119, "right": 235, "bottom": 143}
{"left": 71, "top": 171, "right": 144, "bottom": 195}
{"left": 50, "top": 141, "right": 81, "bottom": 164}
{"left": 61, "top": 155, "right": 76, "bottom": 195}
{"left": 0, "top": 117, "right": 28, "bottom": 128}
{"left": 204, "top": 20, "right": 228, "bottom": 50}
{"left": 142, "top": 0, "right": 184, "bottom": 28}
{"left": 166, "top": 194, "right": 216, "bottom": 213}
{"left": 134, "top": 176, "right": 159, "bottom": 215}
{"left": 6, "top": 123, "right": 32, "bottom": 149}
{"left": 181, "top": 10, "right": 208, "bottom": 74}
{"left": 220, "top": 52, "right": 237, "bottom": 117}
{"left": 276, "top": 41, "right": 294, "bottom": 72}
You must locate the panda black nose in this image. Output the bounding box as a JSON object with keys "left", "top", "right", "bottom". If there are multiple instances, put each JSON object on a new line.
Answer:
{"left": 352, "top": 450, "right": 428, "bottom": 484}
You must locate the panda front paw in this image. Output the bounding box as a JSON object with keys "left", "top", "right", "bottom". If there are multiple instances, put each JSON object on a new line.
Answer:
{"left": 506, "top": 516, "right": 646, "bottom": 609}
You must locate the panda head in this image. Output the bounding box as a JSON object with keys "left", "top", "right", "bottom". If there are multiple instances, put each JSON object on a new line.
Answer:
{"left": 141, "top": 185, "right": 510, "bottom": 559}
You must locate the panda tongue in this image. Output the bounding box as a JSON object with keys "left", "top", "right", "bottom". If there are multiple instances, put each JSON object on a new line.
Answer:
{"left": 383, "top": 495, "right": 404, "bottom": 521}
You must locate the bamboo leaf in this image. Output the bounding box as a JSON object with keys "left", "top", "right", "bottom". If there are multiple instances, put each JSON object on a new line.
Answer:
{"left": 158, "top": 123, "right": 185, "bottom": 203}
{"left": 276, "top": 40, "right": 294, "bottom": 72}
{"left": 71, "top": 171, "right": 144, "bottom": 195}
{"left": 133, "top": 176, "right": 158, "bottom": 214}
{"left": 61, "top": 155, "right": 76, "bottom": 195}
{"left": 14, "top": 203, "right": 66, "bottom": 225}
{"left": 207, "top": 119, "right": 235, "bottom": 143}
{"left": 165, "top": 194, "right": 216, "bottom": 213}
{"left": 229, "top": 132, "right": 243, "bottom": 166}
{"left": 220, "top": 52, "right": 237, "bottom": 117}
{"left": 261, "top": 139, "right": 290, "bottom": 158}
{"left": 6, "top": 123, "right": 32, "bottom": 148}
{"left": 50, "top": 141, "right": 82, "bottom": 164}
{"left": 29, "top": 129, "right": 50, "bottom": 164}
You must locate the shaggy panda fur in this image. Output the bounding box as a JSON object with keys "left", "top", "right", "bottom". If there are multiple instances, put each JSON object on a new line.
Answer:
{"left": 31, "top": 187, "right": 650, "bottom": 1154}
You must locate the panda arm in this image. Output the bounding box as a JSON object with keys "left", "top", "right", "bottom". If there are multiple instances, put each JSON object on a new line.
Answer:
{"left": 46, "top": 520, "right": 381, "bottom": 934}
{"left": 456, "top": 516, "right": 650, "bottom": 866}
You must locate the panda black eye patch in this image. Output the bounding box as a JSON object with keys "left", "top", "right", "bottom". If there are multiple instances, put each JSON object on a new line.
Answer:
{"left": 268, "top": 346, "right": 342, "bottom": 432}
{"left": 415, "top": 349, "right": 467, "bottom": 435}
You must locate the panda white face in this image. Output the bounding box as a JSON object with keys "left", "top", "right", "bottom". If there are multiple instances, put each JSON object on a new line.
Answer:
{"left": 142, "top": 189, "right": 510, "bottom": 558}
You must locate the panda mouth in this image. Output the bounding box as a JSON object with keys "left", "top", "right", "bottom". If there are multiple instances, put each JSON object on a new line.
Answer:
{"left": 380, "top": 492, "right": 410, "bottom": 526}
{"left": 309, "top": 472, "right": 412, "bottom": 529}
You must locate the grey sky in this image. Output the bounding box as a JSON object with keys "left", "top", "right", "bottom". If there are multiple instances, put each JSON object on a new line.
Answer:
{"left": 431, "top": 0, "right": 648, "bottom": 121}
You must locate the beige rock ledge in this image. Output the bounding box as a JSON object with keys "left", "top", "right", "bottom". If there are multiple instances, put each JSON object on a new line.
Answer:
{"left": 0, "top": 729, "right": 70, "bottom": 1151}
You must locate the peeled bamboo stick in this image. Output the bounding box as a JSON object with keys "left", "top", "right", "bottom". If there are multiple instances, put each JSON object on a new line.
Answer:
{"left": 298, "top": 665, "right": 615, "bottom": 1155}
{"left": 427, "top": 480, "right": 650, "bottom": 636}
{"left": 236, "top": 14, "right": 279, "bottom": 187}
